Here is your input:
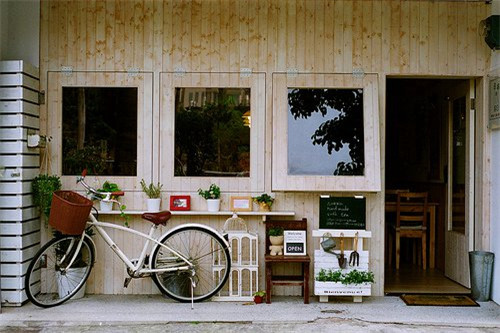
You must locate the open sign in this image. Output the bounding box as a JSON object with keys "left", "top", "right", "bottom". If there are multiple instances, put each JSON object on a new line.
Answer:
{"left": 284, "top": 230, "right": 307, "bottom": 255}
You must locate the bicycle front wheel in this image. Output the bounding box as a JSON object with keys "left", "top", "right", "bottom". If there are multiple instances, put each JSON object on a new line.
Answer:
{"left": 151, "top": 226, "right": 231, "bottom": 302}
{"left": 25, "top": 235, "right": 95, "bottom": 308}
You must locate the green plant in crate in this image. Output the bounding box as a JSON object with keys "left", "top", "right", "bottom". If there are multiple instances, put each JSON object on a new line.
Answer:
{"left": 32, "top": 174, "right": 62, "bottom": 219}
{"left": 140, "top": 179, "right": 162, "bottom": 199}
{"left": 315, "top": 269, "right": 374, "bottom": 285}
{"left": 342, "top": 270, "right": 374, "bottom": 285}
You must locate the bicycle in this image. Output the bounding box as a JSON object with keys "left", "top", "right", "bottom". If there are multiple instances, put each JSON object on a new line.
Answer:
{"left": 25, "top": 171, "right": 231, "bottom": 308}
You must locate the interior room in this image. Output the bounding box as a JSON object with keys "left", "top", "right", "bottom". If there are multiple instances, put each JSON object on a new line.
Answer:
{"left": 384, "top": 78, "right": 471, "bottom": 295}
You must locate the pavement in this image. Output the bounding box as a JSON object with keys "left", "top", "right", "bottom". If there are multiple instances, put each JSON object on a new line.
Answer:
{"left": 0, "top": 295, "right": 499, "bottom": 332}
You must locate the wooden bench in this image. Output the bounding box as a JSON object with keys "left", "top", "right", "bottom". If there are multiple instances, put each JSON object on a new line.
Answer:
{"left": 264, "top": 218, "right": 310, "bottom": 304}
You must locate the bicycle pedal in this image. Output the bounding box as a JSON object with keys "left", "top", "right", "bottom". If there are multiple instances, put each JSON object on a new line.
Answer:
{"left": 124, "top": 277, "right": 132, "bottom": 288}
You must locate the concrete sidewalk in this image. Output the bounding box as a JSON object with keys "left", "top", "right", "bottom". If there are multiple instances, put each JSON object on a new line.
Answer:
{"left": 1, "top": 295, "right": 499, "bottom": 329}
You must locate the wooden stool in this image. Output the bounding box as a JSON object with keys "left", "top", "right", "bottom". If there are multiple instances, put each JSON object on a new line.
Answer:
{"left": 264, "top": 218, "right": 310, "bottom": 304}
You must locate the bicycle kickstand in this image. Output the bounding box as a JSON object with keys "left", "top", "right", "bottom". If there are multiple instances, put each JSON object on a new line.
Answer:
{"left": 189, "top": 276, "right": 196, "bottom": 310}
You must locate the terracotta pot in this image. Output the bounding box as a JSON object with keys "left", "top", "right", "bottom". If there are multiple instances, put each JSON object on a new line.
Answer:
{"left": 254, "top": 295, "right": 264, "bottom": 304}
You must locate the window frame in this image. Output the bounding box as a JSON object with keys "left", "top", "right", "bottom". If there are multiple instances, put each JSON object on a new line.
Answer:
{"left": 272, "top": 73, "right": 381, "bottom": 192}
{"left": 48, "top": 71, "right": 153, "bottom": 191}
{"left": 160, "top": 72, "right": 266, "bottom": 193}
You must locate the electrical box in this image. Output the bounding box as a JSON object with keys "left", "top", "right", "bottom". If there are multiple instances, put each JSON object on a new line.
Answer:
{"left": 485, "top": 15, "right": 500, "bottom": 50}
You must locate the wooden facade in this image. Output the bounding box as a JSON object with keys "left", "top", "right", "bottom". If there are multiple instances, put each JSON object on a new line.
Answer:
{"left": 39, "top": 0, "right": 492, "bottom": 297}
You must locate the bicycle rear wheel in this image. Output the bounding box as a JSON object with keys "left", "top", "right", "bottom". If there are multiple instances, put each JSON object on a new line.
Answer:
{"left": 151, "top": 226, "right": 231, "bottom": 302}
{"left": 25, "top": 235, "right": 94, "bottom": 308}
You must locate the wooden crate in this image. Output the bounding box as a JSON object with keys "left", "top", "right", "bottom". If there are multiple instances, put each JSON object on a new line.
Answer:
{"left": 312, "top": 229, "right": 372, "bottom": 303}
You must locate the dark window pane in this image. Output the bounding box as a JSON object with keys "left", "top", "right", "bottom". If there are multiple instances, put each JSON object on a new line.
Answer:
{"left": 62, "top": 87, "right": 137, "bottom": 176}
{"left": 287, "top": 88, "right": 364, "bottom": 176}
{"left": 174, "top": 88, "right": 250, "bottom": 177}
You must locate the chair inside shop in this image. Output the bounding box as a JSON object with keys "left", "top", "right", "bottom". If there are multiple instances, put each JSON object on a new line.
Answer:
{"left": 388, "top": 192, "right": 429, "bottom": 270}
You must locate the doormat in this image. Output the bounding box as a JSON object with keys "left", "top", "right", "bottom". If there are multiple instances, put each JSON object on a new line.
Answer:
{"left": 400, "top": 294, "right": 479, "bottom": 307}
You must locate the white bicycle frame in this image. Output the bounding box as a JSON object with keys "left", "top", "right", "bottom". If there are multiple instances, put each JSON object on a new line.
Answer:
{"left": 84, "top": 212, "right": 194, "bottom": 275}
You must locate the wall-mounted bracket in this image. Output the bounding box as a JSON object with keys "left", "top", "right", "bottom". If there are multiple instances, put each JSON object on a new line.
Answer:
{"left": 61, "top": 66, "right": 73, "bottom": 76}
{"left": 127, "top": 68, "right": 140, "bottom": 77}
{"left": 352, "top": 68, "right": 365, "bottom": 79}
{"left": 240, "top": 68, "right": 252, "bottom": 78}
{"left": 174, "top": 67, "right": 186, "bottom": 77}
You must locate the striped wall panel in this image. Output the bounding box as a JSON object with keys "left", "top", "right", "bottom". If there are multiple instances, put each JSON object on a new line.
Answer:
{"left": 0, "top": 60, "right": 40, "bottom": 306}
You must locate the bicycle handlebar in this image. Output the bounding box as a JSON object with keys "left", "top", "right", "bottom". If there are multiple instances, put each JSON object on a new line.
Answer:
{"left": 77, "top": 173, "right": 123, "bottom": 202}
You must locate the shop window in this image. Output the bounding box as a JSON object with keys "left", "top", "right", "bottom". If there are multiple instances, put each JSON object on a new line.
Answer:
{"left": 62, "top": 87, "right": 138, "bottom": 176}
{"left": 174, "top": 87, "right": 251, "bottom": 177}
{"left": 272, "top": 73, "right": 380, "bottom": 192}
{"left": 287, "top": 88, "right": 364, "bottom": 176}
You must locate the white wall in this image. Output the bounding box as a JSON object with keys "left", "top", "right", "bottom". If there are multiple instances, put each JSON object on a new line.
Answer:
{"left": 492, "top": 130, "right": 500, "bottom": 303}
{"left": 489, "top": 0, "right": 500, "bottom": 306}
{"left": 0, "top": 0, "right": 39, "bottom": 66}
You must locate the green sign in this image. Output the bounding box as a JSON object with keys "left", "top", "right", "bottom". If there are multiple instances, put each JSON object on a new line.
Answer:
{"left": 319, "top": 197, "right": 366, "bottom": 230}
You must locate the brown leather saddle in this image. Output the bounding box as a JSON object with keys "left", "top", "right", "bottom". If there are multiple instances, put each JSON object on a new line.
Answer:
{"left": 141, "top": 211, "right": 172, "bottom": 226}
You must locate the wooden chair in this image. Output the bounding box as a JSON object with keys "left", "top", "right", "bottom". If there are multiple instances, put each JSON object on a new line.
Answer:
{"left": 385, "top": 189, "right": 409, "bottom": 265}
{"left": 265, "top": 218, "right": 310, "bottom": 304}
{"left": 389, "top": 192, "right": 428, "bottom": 270}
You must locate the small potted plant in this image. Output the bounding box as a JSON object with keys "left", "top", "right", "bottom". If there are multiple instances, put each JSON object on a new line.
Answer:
{"left": 253, "top": 290, "right": 266, "bottom": 304}
{"left": 253, "top": 193, "right": 275, "bottom": 212}
{"left": 140, "top": 179, "right": 163, "bottom": 212}
{"left": 268, "top": 226, "right": 284, "bottom": 246}
{"left": 198, "top": 184, "right": 221, "bottom": 212}
{"left": 97, "top": 181, "right": 122, "bottom": 212}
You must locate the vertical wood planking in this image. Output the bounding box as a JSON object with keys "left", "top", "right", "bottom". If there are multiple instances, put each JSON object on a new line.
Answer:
{"left": 39, "top": 0, "right": 491, "bottom": 297}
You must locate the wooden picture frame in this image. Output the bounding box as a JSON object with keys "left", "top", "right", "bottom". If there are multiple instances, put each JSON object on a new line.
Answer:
{"left": 230, "top": 196, "right": 252, "bottom": 212}
{"left": 170, "top": 195, "right": 191, "bottom": 211}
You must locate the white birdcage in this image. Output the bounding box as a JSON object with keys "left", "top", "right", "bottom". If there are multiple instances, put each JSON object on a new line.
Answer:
{"left": 213, "top": 214, "right": 259, "bottom": 301}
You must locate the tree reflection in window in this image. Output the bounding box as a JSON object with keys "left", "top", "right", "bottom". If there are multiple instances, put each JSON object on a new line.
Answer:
{"left": 174, "top": 88, "right": 250, "bottom": 177}
{"left": 287, "top": 88, "right": 364, "bottom": 176}
{"left": 62, "top": 87, "right": 137, "bottom": 176}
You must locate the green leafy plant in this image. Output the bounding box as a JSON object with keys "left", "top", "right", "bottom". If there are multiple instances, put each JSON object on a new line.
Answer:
{"left": 252, "top": 193, "right": 275, "bottom": 208}
{"left": 315, "top": 269, "right": 375, "bottom": 285}
{"left": 197, "top": 184, "right": 221, "bottom": 199}
{"left": 268, "top": 226, "right": 284, "bottom": 237}
{"left": 97, "top": 181, "right": 121, "bottom": 199}
{"left": 140, "top": 179, "right": 162, "bottom": 199}
{"left": 32, "top": 174, "right": 62, "bottom": 219}
{"left": 253, "top": 290, "right": 266, "bottom": 297}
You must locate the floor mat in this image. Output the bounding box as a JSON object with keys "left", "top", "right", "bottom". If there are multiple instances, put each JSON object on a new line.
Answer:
{"left": 400, "top": 294, "right": 479, "bottom": 307}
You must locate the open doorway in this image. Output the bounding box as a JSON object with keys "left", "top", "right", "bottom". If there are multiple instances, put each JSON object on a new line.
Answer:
{"left": 384, "top": 78, "right": 472, "bottom": 295}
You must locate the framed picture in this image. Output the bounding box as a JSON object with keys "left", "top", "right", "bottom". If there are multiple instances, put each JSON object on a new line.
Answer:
{"left": 230, "top": 196, "right": 252, "bottom": 212}
{"left": 284, "top": 230, "right": 307, "bottom": 255}
{"left": 170, "top": 195, "right": 191, "bottom": 211}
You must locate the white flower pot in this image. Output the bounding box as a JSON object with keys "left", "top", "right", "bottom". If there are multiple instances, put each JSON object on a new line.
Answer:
{"left": 100, "top": 201, "right": 113, "bottom": 212}
{"left": 206, "top": 199, "right": 220, "bottom": 212}
{"left": 146, "top": 198, "right": 161, "bottom": 212}
{"left": 57, "top": 267, "right": 87, "bottom": 300}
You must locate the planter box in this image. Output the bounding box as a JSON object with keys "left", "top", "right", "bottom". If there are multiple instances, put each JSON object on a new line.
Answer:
{"left": 315, "top": 281, "right": 372, "bottom": 296}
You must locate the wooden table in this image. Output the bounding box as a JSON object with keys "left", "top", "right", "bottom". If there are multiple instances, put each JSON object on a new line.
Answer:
{"left": 385, "top": 202, "right": 438, "bottom": 269}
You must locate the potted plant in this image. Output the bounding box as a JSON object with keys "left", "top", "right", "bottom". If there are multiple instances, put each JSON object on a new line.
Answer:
{"left": 198, "top": 184, "right": 221, "bottom": 212}
{"left": 268, "top": 226, "right": 284, "bottom": 245}
{"left": 32, "top": 174, "right": 62, "bottom": 223}
{"left": 140, "top": 179, "right": 163, "bottom": 212}
{"left": 253, "top": 290, "right": 266, "bottom": 304}
{"left": 97, "top": 181, "right": 122, "bottom": 212}
{"left": 253, "top": 193, "right": 275, "bottom": 212}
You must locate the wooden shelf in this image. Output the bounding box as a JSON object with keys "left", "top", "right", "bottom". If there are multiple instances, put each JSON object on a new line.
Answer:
{"left": 96, "top": 210, "right": 295, "bottom": 221}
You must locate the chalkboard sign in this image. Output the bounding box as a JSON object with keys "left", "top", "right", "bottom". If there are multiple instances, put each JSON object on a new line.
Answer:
{"left": 319, "top": 197, "right": 366, "bottom": 230}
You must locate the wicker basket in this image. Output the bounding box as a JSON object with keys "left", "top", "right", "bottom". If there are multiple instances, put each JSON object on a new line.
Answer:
{"left": 49, "top": 191, "right": 93, "bottom": 235}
